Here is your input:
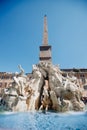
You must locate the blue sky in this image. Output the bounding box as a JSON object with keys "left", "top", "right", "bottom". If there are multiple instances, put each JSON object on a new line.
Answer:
{"left": 0, "top": 0, "right": 87, "bottom": 73}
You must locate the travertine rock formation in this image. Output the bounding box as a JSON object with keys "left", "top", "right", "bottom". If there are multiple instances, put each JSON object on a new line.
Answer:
{"left": 0, "top": 63, "right": 85, "bottom": 112}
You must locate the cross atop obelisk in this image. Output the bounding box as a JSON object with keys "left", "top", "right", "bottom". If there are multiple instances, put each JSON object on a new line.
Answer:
{"left": 43, "top": 15, "right": 48, "bottom": 46}
{"left": 39, "top": 15, "right": 52, "bottom": 62}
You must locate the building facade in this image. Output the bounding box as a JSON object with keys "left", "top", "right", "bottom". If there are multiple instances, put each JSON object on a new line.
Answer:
{"left": 0, "top": 69, "right": 87, "bottom": 97}
{"left": 62, "top": 68, "right": 87, "bottom": 97}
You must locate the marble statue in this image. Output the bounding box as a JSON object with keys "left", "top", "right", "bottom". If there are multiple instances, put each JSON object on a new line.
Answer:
{"left": 0, "top": 63, "right": 85, "bottom": 112}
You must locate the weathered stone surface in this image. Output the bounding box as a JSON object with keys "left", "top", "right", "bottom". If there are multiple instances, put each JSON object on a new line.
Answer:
{"left": 0, "top": 63, "right": 85, "bottom": 112}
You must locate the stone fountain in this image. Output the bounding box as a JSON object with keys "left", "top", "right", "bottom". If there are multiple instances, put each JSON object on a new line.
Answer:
{"left": 0, "top": 63, "right": 85, "bottom": 112}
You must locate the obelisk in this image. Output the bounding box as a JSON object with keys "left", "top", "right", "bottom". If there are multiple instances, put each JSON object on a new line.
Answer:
{"left": 39, "top": 15, "right": 52, "bottom": 62}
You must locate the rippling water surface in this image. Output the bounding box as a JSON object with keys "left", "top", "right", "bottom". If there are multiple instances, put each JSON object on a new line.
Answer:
{"left": 0, "top": 111, "right": 87, "bottom": 130}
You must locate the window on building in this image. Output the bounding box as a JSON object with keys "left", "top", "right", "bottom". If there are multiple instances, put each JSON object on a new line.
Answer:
{"left": 5, "top": 83, "right": 7, "bottom": 87}
{"left": 1, "top": 76, "right": 4, "bottom": 79}
{"left": 80, "top": 74, "right": 85, "bottom": 84}
{"left": 83, "top": 85, "right": 87, "bottom": 90}
{"left": 82, "top": 78, "right": 86, "bottom": 84}
{"left": 80, "top": 74, "right": 85, "bottom": 77}
{"left": 0, "top": 83, "right": 2, "bottom": 87}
